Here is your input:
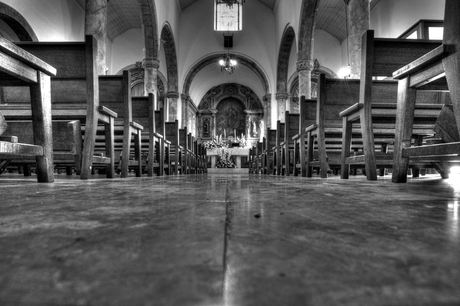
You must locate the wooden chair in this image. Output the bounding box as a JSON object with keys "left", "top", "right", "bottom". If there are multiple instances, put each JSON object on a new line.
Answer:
{"left": 0, "top": 37, "right": 56, "bottom": 182}
{"left": 339, "top": 30, "right": 444, "bottom": 180}
{"left": 392, "top": 0, "right": 460, "bottom": 183}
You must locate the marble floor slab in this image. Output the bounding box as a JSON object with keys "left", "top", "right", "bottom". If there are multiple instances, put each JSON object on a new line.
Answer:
{"left": 0, "top": 173, "right": 459, "bottom": 305}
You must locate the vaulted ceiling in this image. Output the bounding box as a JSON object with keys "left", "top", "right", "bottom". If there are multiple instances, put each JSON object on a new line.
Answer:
{"left": 74, "top": 0, "right": 380, "bottom": 42}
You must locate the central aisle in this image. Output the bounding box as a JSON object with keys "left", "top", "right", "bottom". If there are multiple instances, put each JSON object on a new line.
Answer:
{"left": 0, "top": 174, "right": 459, "bottom": 305}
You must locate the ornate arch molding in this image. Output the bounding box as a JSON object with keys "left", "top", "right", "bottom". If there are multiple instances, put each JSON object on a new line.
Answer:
{"left": 298, "top": 0, "right": 319, "bottom": 62}
{"left": 182, "top": 53, "right": 270, "bottom": 96}
{"left": 287, "top": 60, "right": 337, "bottom": 112}
{"left": 138, "top": 0, "right": 158, "bottom": 59}
{"left": 0, "top": 2, "right": 38, "bottom": 41}
{"left": 160, "top": 22, "right": 179, "bottom": 93}
{"left": 276, "top": 25, "right": 296, "bottom": 94}
{"left": 198, "top": 83, "right": 264, "bottom": 112}
{"left": 116, "top": 62, "right": 167, "bottom": 99}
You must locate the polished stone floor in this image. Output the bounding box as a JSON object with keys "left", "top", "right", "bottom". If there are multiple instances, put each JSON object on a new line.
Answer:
{"left": 0, "top": 172, "right": 459, "bottom": 306}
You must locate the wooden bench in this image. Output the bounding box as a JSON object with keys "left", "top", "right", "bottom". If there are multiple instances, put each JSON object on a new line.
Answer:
{"left": 391, "top": 0, "right": 460, "bottom": 183}
{"left": 279, "top": 111, "right": 299, "bottom": 176}
{"left": 262, "top": 127, "right": 277, "bottom": 174}
{"left": 0, "top": 120, "right": 81, "bottom": 176}
{"left": 165, "top": 120, "right": 183, "bottom": 175}
{"left": 0, "top": 37, "right": 56, "bottom": 182}
{"left": 291, "top": 96, "right": 317, "bottom": 177}
{"left": 273, "top": 120, "right": 285, "bottom": 175}
{"left": 339, "top": 29, "right": 444, "bottom": 180}
{"left": 2, "top": 36, "right": 122, "bottom": 179}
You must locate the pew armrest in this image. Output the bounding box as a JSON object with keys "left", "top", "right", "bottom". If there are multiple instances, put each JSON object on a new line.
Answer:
{"left": 305, "top": 124, "right": 318, "bottom": 133}
{"left": 339, "top": 103, "right": 363, "bottom": 118}
{"left": 98, "top": 106, "right": 118, "bottom": 118}
{"left": 130, "top": 121, "right": 144, "bottom": 131}
{"left": 392, "top": 45, "right": 450, "bottom": 80}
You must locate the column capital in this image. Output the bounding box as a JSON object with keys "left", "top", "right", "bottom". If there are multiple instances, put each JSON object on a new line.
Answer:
{"left": 296, "top": 59, "right": 315, "bottom": 72}
{"left": 143, "top": 57, "right": 160, "bottom": 69}
{"left": 166, "top": 91, "right": 180, "bottom": 99}
{"left": 181, "top": 93, "right": 191, "bottom": 101}
{"left": 276, "top": 93, "right": 289, "bottom": 100}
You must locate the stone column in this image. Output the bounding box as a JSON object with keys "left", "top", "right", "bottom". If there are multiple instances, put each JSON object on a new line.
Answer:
{"left": 210, "top": 109, "right": 218, "bottom": 138}
{"left": 297, "top": 59, "right": 315, "bottom": 100}
{"left": 276, "top": 93, "right": 289, "bottom": 122}
{"left": 263, "top": 94, "right": 272, "bottom": 129}
{"left": 143, "top": 57, "right": 160, "bottom": 109}
{"left": 85, "top": 0, "right": 107, "bottom": 75}
{"left": 181, "top": 94, "right": 190, "bottom": 128}
{"left": 166, "top": 91, "right": 179, "bottom": 122}
{"left": 347, "top": 0, "right": 370, "bottom": 78}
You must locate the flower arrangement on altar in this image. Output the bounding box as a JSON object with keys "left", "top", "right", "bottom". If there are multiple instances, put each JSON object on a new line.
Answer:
{"left": 202, "top": 134, "right": 247, "bottom": 168}
{"left": 202, "top": 134, "right": 247, "bottom": 150}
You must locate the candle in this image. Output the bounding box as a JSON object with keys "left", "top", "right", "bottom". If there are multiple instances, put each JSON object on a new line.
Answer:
{"left": 234, "top": 129, "right": 236, "bottom": 138}
{"left": 224, "top": 129, "right": 226, "bottom": 138}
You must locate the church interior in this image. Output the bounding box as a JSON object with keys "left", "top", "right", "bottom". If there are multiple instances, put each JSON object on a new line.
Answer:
{"left": 0, "top": 0, "right": 459, "bottom": 305}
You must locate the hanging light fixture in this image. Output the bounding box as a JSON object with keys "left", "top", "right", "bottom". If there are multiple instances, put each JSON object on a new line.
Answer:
{"left": 217, "top": 0, "right": 245, "bottom": 9}
{"left": 219, "top": 51, "right": 237, "bottom": 74}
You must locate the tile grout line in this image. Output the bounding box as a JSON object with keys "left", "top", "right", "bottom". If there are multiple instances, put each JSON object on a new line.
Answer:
{"left": 221, "top": 180, "right": 233, "bottom": 303}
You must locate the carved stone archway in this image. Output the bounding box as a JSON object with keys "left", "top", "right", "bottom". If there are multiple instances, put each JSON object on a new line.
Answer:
{"left": 197, "top": 83, "right": 264, "bottom": 144}
{"left": 182, "top": 53, "right": 270, "bottom": 96}
{"left": 0, "top": 2, "right": 38, "bottom": 41}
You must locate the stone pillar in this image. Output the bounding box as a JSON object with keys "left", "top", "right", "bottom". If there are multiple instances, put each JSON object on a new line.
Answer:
{"left": 181, "top": 94, "right": 191, "bottom": 128}
{"left": 276, "top": 93, "right": 289, "bottom": 122}
{"left": 347, "top": 0, "right": 370, "bottom": 78}
{"left": 210, "top": 109, "right": 218, "bottom": 137}
{"left": 166, "top": 91, "right": 179, "bottom": 122}
{"left": 297, "top": 60, "right": 315, "bottom": 100}
{"left": 143, "top": 57, "right": 160, "bottom": 109}
{"left": 85, "top": 0, "right": 107, "bottom": 75}
{"left": 263, "top": 94, "right": 272, "bottom": 129}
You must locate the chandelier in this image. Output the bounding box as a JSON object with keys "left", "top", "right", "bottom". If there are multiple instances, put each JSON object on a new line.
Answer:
{"left": 219, "top": 52, "right": 237, "bottom": 74}
{"left": 216, "top": 0, "right": 245, "bottom": 9}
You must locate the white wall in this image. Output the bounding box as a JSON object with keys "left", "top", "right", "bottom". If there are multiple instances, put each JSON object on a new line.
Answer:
{"left": 371, "top": 0, "right": 445, "bottom": 38}
{"left": 1, "top": 0, "right": 84, "bottom": 41}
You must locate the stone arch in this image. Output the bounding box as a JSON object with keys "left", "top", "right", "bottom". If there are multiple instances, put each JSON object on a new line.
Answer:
{"left": 0, "top": 2, "right": 38, "bottom": 41}
{"left": 160, "top": 22, "right": 179, "bottom": 93}
{"left": 138, "top": 0, "right": 159, "bottom": 59}
{"left": 197, "top": 83, "right": 264, "bottom": 142}
{"left": 276, "top": 25, "right": 296, "bottom": 94}
{"left": 198, "top": 83, "right": 263, "bottom": 111}
{"left": 182, "top": 53, "right": 270, "bottom": 96}
{"left": 298, "top": 0, "right": 319, "bottom": 62}
{"left": 116, "top": 63, "right": 167, "bottom": 104}
{"left": 287, "top": 60, "right": 338, "bottom": 113}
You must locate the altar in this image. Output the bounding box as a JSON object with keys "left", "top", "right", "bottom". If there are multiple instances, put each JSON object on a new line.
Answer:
{"left": 206, "top": 147, "right": 250, "bottom": 169}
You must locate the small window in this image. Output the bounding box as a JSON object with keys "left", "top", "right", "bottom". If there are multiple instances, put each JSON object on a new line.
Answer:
{"left": 214, "top": 1, "right": 243, "bottom": 31}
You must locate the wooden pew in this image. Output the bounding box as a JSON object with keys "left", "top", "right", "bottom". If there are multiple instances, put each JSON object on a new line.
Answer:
{"left": 165, "top": 120, "right": 182, "bottom": 175}
{"left": 391, "top": 0, "right": 460, "bottom": 183}
{"left": 98, "top": 71, "right": 143, "bottom": 178}
{"left": 338, "top": 29, "right": 444, "bottom": 180}
{"left": 0, "top": 37, "right": 56, "bottom": 182}
{"left": 262, "top": 127, "right": 276, "bottom": 174}
{"left": 280, "top": 111, "right": 299, "bottom": 176}
{"left": 5, "top": 36, "right": 121, "bottom": 179}
{"left": 0, "top": 120, "right": 81, "bottom": 176}
{"left": 273, "top": 120, "right": 285, "bottom": 175}
{"left": 291, "top": 96, "right": 317, "bottom": 177}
